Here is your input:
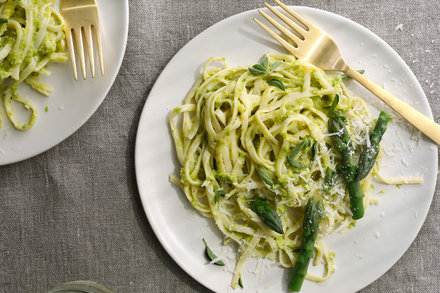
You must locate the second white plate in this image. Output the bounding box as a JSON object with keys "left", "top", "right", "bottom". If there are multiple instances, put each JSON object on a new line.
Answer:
{"left": 135, "top": 6, "right": 437, "bottom": 293}
{"left": 0, "top": 0, "right": 129, "bottom": 165}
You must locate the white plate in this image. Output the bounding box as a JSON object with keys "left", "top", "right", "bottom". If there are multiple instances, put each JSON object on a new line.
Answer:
{"left": 0, "top": 0, "right": 129, "bottom": 165}
{"left": 135, "top": 6, "right": 437, "bottom": 293}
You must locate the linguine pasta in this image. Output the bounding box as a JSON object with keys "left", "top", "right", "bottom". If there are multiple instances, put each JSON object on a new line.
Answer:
{"left": 169, "top": 52, "right": 378, "bottom": 287}
{"left": 0, "top": 0, "right": 68, "bottom": 130}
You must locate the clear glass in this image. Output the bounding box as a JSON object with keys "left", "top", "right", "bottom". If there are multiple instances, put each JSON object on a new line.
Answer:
{"left": 47, "top": 281, "right": 115, "bottom": 293}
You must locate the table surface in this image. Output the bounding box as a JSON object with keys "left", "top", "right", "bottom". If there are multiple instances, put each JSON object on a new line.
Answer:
{"left": 1, "top": 1, "right": 439, "bottom": 292}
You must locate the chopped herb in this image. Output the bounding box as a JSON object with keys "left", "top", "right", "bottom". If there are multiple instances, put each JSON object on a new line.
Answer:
{"left": 202, "top": 239, "right": 225, "bottom": 266}
{"left": 289, "top": 160, "right": 307, "bottom": 168}
{"left": 0, "top": 18, "right": 8, "bottom": 24}
{"left": 329, "top": 94, "right": 346, "bottom": 122}
{"left": 310, "top": 142, "right": 316, "bottom": 160}
{"left": 290, "top": 138, "right": 311, "bottom": 158}
{"left": 322, "top": 167, "right": 336, "bottom": 192}
{"left": 288, "top": 138, "right": 311, "bottom": 168}
{"left": 316, "top": 199, "right": 326, "bottom": 219}
{"left": 257, "top": 166, "right": 274, "bottom": 187}
{"left": 342, "top": 69, "right": 365, "bottom": 80}
{"left": 45, "top": 106, "right": 49, "bottom": 112}
{"left": 267, "top": 78, "right": 285, "bottom": 91}
{"left": 330, "top": 94, "right": 339, "bottom": 111}
{"left": 273, "top": 183, "right": 283, "bottom": 189}
{"left": 238, "top": 276, "right": 244, "bottom": 288}
{"left": 214, "top": 189, "right": 225, "bottom": 203}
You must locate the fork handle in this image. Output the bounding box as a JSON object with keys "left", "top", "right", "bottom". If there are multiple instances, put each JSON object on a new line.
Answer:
{"left": 345, "top": 66, "right": 440, "bottom": 145}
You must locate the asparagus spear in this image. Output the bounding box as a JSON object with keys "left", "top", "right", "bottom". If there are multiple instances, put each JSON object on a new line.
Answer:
{"left": 328, "top": 117, "right": 357, "bottom": 182}
{"left": 288, "top": 198, "right": 320, "bottom": 292}
{"left": 328, "top": 116, "right": 365, "bottom": 220}
{"left": 347, "top": 180, "right": 364, "bottom": 218}
{"left": 202, "top": 239, "right": 225, "bottom": 266}
{"left": 356, "top": 111, "right": 390, "bottom": 180}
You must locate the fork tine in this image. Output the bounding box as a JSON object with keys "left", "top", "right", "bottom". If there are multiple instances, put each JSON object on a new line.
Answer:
{"left": 73, "top": 27, "right": 87, "bottom": 80}
{"left": 253, "top": 18, "right": 298, "bottom": 56}
{"left": 83, "top": 25, "right": 95, "bottom": 78}
{"left": 258, "top": 9, "right": 303, "bottom": 45}
{"left": 65, "top": 29, "right": 78, "bottom": 81}
{"left": 273, "top": 0, "right": 314, "bottom": 31}
{"left": 264, "top": 3, "right": 307, "bottom": 37}
{"left": 93, "top": 25, "right": 105, "bottom": 76}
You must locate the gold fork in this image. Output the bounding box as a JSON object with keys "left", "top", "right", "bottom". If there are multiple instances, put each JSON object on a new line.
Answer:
{"left": 61, "top": 0, "right": 104, "bottom": 80}
{"left": 254, "top": 0, "right": 440, "bottom": 145}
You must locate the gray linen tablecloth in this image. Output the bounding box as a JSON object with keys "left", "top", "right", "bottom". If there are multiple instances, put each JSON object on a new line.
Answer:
{"left": 0, "top": 0, "right": 439, "bottom": 292}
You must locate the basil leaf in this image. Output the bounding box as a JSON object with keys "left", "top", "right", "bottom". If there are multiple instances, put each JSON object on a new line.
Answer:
{"left": 267, "top": 79, "right": 285, "bottom": 91}
{"left": 252, "top": 64, "right": 267, "bottom": 71}
{"left": 0, "top": 18, "right": 8, "bottom": 24}
{"left": 261, "top": 56, "right": 269, "bottom": 69}
{"left": 249, "top": 66, "right": 267, "bottom": 75}
{"left": 270, "top": 61, "right": 282, "bottom": 71}
{"left": 203, "top": 239, "right": 225, "bottom": 266}
{"left": 257, "top": 166, "right": 274, "bottom": 187}
{"left": 342, "top": 69, "right": 365, "bottom": 80}
{"left": 248, "top": 56, "right": 284, "bottom": 76}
